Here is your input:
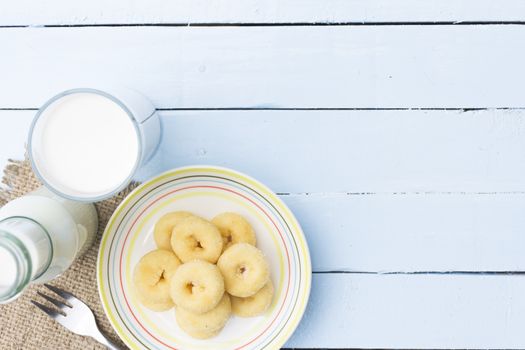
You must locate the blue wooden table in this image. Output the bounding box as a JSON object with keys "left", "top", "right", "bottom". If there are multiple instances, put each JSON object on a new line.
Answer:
{"left": 2, "top": 1, "right": 525, "bottom": 348}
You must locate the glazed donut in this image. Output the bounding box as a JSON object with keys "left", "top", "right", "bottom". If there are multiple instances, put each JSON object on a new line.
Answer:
{"left": 133, "top": 249, "right": 181, "bottom": 311}
{"left": 170, "top": 260, "right": 225, "bottom": 314}
{"left": 211, "top": 212, "right": 256, "bottom": 250}
{"left": 231, "top": 280, "right": 274, "bottom": 317}
{"left": 176, "top": 293, "right": 231, "bottom": 339}
{"left": 153, "top": 211, "right": 194, "bottom": 250}
{"left": 171, "top": 216, "right": 223, "bottom": 263}
{"left": 217, "top": 243, "right": 270, "bottom": 297}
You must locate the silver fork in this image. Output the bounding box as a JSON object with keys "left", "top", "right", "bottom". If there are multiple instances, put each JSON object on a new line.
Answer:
{"left": 31, "top": 284, "right": 121, "bottom": 350}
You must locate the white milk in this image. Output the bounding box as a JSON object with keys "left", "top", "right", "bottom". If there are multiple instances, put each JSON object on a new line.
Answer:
{"left": 0, "top": 243, "right": 22, "bottom": 295}
{"left": 0, "top": 187, "right": 98, "bottom": 303}
{"left": 30, "top": 92, "right": 140, "bottom": 200}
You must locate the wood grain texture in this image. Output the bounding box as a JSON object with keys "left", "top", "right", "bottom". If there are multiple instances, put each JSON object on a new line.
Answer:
{"left": 2, "top": 26, "right": 525, "bottom": 108}
{"left": 10, "top": 109, "right": 525, "bottom": 193}
{"left": 0, "top": 111, "right": 32, "bottom": 170}
{"left": 2, "top": 19, "right": 524, "bottom": 348}
{"left": 5, "top": 110, "right": 525, "bottom": 272}
{"left": 1, "top": 0, "right": 525, "bottom": 25}
{"left": 286, "top": 274, "right": 525, "bottom": 349}
{"left": 285, "top": 193, "right": 525, "bottom": 272}
{"left": 154, "top": 109, "right": 525, "bottom": 193}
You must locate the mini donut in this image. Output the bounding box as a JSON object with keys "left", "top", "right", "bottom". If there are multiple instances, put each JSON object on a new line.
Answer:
{"left": 231, "top": 280, "right": 274, "bottom": 317}
{"left": 134, "top": 293, "right": 175, "bottom": 312}
{"left": 176, "top": 293, "right": 231, "bottom": 339}
{"left": 211, "top": 212, "right": 257, "bottom": 250}
{"left": 171, "top": 216, "right": 223, "bottom": 263}
{"left": 133, "top": 249, "right": 181, "bottom": 311}
{"left": 179, "top": 327, "right": 221, "bottom": 340}
{"left": 153, "top": 211, "right": 194, "bottom": 250}
{"left": 170, "top": 260, "right": 225, "bottom": 314}
{"left": 217, "top": 243, "right": 270, "bottom": 297}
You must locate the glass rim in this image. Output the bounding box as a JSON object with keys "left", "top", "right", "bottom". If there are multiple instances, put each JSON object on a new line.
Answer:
{"left": 27, "top": 88, "right": 145, "bottom": 202}
{"left": 0, "top": 216, "right": 54, "bottom": 280}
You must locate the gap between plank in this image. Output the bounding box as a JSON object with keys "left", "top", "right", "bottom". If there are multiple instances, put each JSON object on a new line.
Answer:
{"left": 314, "top": 271, "right": 525, "bottom": 275}
{"left": 275, "top": 191, "right": 525, "bottom": 196}
{"left": 2, "top": 107, "right": 525, "bottom": 112}
{"left": 3, "top": 21, "right": 525, "bottom": 28}
{"left": 158, "top": 107, "right": 525, "bottom": 111}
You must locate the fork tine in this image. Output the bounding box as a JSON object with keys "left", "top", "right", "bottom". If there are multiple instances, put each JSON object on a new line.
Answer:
{"left": 44, "top": 283, "right": 74, "bottom": 301}
{"left": 37, "top": 291, "right": 71, "bottom": 309}
{"left": 31, "top": 300, "right": 64, "bottom": 319}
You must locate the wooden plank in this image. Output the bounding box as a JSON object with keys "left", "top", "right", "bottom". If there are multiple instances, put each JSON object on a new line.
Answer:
{"left": 285, "top": 192, "right": 525, "bottom": 272}
{"left": 8, "top": 109, "right": 525, "bottom": 194}
{"left": 1, "top": 0, "right": 525, "bottom": 25}
{"left": 4, "top": 110, "right": 525, "bottom": 272}
{"left": 286, "top": 273, "right": 525, "bottom": 349}
{"left": 1, "top": 26, "right": 525, "bottom": 108}
{"left": 155, "top": 109, "right": 525, "bottom": 193}
{"left": 0, "top": 111, "right": 32, "bottom": 173}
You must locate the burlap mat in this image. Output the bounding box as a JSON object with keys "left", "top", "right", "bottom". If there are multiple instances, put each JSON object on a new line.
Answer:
{"left": 0, "top": 158, "right": 138, "bottom": 350}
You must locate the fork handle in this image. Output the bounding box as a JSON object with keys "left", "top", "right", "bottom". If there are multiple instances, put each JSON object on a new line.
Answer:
{"left": 90, "top": 329, "right": 121, "bottom": 350}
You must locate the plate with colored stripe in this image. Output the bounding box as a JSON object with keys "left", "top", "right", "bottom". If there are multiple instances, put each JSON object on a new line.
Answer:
{"left": 97, "top": 166, "right": 311, "bottom": 350}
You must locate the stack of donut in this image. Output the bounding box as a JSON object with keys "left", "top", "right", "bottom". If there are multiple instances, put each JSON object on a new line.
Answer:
{"left": 133, "top": 212, "right": 274, "bottom": 339}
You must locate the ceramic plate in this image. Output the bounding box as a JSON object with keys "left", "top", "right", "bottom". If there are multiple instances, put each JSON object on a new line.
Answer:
{"left": 97, "top": 166, "right": 311, "bottom": 350}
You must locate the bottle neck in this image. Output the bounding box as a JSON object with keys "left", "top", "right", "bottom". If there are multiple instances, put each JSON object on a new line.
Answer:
{"left": 0, "top": 217, "right": 52, "bottom": 303}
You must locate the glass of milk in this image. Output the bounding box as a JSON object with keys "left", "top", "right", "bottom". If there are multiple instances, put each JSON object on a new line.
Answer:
{"left": 0, "top": 187, "right": 98, "bottom": 303}
{"left": 28, "top": 87, "right": 161, "bottom": 202}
